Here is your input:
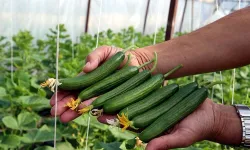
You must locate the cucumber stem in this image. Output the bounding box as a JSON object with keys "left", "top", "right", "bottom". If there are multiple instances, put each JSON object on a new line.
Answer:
{"left": 122, "top": 45, "right": 139, "bottom": 52}
{"left": 199, "top": 81, "right": 211, "bottom": 87}
{"left": 124, "top": 54, "right": 132, "bottom": 68}
{"left": 205, "top": 81, "right": 227, "bottom": 89}
{"left": 138, "top": 52, "right": 158, "bottom": 70}
{"left": 150, "top": 52, "right": 158, "bottom": 73}
{"left": 163, "top": 64, "right": 183, "bottom": 78}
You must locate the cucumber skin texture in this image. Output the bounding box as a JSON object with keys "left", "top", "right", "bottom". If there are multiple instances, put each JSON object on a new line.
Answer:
{"left": 119, "top": 83, "right": 179, "bottom": 120}
{"left": 92, "top": 70, "right": 151, "bottom": 108}
{"left": 78, "top": 66, "right": 139, "bottom": 101}
{"left": 132, "top": 82, "right": 198, "bottom": 128}
{"left": 139, "top": 87, "right": 208, "bottom": 143}
{"left": 58, "top": 52, "right": 125, "bottom": 90}
{"left": 103, "top": 74, "right": 164, "bottom": 113}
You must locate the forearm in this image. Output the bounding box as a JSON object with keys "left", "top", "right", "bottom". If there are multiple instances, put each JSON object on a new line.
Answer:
{"left": 210, "top": 103, "right": 242, "bottom": 146}
{"left": 136, "top": 7, "right": 250, "bottom": 78}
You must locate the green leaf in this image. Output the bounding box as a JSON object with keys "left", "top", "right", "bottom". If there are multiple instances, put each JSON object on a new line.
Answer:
{"left": 16, "top": 96, "right": 50, "bottom": 111}
{"left": 31, "top": 77, "right": 41, "bottom": 89}
{"left": 108, "top": 128, "right": 136, "bottom": 140}
{"left": 0, "top": 99, "right": 10, "bottom": 109}
{"left": 18, "top": 111, "right": 37, "bottom": 130}
{"left": 94, "top": 142, "right": 122, "bottom": 150}
{"left": 56, "top": 142, "right": 75, "bottom": 150}
{"left": 0, "top": 87, "right": 6, "bottom": 97}
{"left": 15, "top": 70, "right": 30, "bottom": 82}
{"left": 34, "top": 146, "right": 54, "bottom": 150}
{"left": 38, "top": 88, "right": 47, "bottom": 97}
{"left": 2, "top": 116, "right": 19, "bottom": 130}
{"left": 22, "top": 125, "right": 62, "bottom": 143}
{"left": 73, "top": 114, "right": 108, "bottom": 130}
{"left": 1, "top": 135, "right": 21, "bottom": 148}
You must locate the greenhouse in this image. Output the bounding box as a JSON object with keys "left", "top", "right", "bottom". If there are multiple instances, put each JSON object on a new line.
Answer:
{"left": 0, "top": 0, "right": 250, "bottom": 150}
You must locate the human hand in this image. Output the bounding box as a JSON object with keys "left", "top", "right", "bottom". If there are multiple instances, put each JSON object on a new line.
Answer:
{"left": 50, "top": 45, "right": 154, "bottom": 122}
{"left": 98, "top": 99, "right": 242, "bottom": 150}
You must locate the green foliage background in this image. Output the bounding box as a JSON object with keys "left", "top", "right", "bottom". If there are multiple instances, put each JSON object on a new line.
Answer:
{"left": 0, "top": 25, "right": 249, "bottom": 150}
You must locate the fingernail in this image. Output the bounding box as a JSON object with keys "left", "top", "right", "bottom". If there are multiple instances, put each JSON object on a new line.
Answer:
{"left": 84, "top": 62, "right": 90, "bottom": 68}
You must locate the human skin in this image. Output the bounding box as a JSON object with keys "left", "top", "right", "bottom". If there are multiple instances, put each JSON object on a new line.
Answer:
{"left": 50, "top": 7, "right": 250, "bottom": 149}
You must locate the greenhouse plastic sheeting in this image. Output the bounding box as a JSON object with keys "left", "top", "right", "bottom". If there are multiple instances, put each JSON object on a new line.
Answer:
{"left": 0, "top": 0, "right": 250, "bottom": 41}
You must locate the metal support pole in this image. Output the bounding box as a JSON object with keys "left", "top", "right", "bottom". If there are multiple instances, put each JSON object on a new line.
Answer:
{"left": 165, "top": 0, "right": 178, "bottom": 41}
{"left": 85, "top": 0, "right": 91, "bottom": 33}
{"left": 143, "top": 0, "right": 151, "bottom": 34}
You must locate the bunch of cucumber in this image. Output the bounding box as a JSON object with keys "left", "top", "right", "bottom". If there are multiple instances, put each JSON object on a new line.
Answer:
{"left": 41, "top": 49, "right": 211, "bottom": 147}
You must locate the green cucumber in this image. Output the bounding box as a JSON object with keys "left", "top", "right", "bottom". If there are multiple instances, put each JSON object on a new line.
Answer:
{"left": 58, "top": 51, "right": 125, "bottom": 90}
{"left": 78, "top": 66, "right": 139, "bottom": 100}
{"left": 119, "top": 83, "right": 179, "bottom": 120}
{"left": 103, "top": 64, "right": 183, "bottom": 114}
{"left": 78, "top": 52, "right": 159, "bottom": 115}
{"left": 139, "top": 87, "right": 208, "bottom": 142}
{"left": 41, "top": 45, "right": 139, "bottom": 91}
{"left": 78, "top": 64, "right": 147, "bottom": 101}
{"left": 77, "top": 54, "right": 157, "bottom": 101}
{"left": 103, "top": 74, "right": 163, "bottom": 113}
{"left": 131, "top": 82, "right": 198, "bottom": 128}
{"left": 92, "top": 70, "right": 152, "bottom": 108}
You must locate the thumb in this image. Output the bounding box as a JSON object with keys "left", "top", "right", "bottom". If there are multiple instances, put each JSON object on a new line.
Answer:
{"left": 146, "top": 132, "right": 193, "bottom": 150}
{"left": 83, "top": 46, "right": 120, "bottom": 73}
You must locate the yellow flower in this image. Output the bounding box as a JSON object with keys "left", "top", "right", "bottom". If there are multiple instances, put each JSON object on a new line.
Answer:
{"left": 40, "top": 78, "right": 61, "bottom": 92}
{"left": 117, "top": 113, "right": 131, "bottom": 131}
{"left": 78, "top": 105, "right": 93, "bottom": 114}
{"left": 65, "top": 98, "right": 80, "bottom": 110}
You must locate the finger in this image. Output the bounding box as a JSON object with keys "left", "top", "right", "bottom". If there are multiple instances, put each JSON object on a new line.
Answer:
{"left": 97, "top": 115, "right": 117, "bottom": 124}
{"left": 50, "top": 94, "right": 76, "bottom": 116}
{"left": 50, "top": 90, "right": 71, "bottom": 106}
{"left": 59, "top": 98, "right": 95, "bottom": 123}
{"left": 83, "top": 46, "right": 121, "bottom": 73}
{"left": 146, "top": 132, "right": 193, "bottom": 150}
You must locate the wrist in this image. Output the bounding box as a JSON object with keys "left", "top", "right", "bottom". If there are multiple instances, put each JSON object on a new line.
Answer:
{"left": 209, "top": 103, "right": 242, "bottom": 146}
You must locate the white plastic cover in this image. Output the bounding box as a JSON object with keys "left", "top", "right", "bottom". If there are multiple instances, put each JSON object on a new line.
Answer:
{"left": 0, "top": 0, "right": 249, "bottom": 41}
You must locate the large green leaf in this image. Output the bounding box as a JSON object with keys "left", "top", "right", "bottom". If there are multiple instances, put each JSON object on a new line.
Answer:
{"left": 16, "top": 96, "right": 50, "bottom": 111}
{"left": 108, "top": 128, "right": 136, "bottom": 140}
{"left": 18, "top": 111, "right": 37, "bottom": 130}
{"left": 22, "top": 125, "right": 62, "bottom": 143}
{"left": 73, "top": 114, "right": 108, "bottom": 130}
{"left": 56, "top": 142, "right": 75, "bottom": 150}
{"left": 15, "top": 70, "right": 30, "bottom": 89}
{"left": 2, "top": 116, "right": 19, "bottom": 130}
{"left": 0, "top": 135, "right": 21, "bottom": 148}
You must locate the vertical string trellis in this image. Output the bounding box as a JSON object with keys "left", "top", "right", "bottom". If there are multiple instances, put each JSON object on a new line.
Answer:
{"left": 153, "top": 0, "right": 160, "bottom": 45}
{"left": 232, "top": 0, "right": 242, "bottom": 105}
{"left": 191, "top": 0, "right": 196, "bottom": 82}
{"left": 211, "top": 0, "right": 219, "bottom": 100}
{"left": 71, "top": 0, "right": 75, "bottom": 60}
{"left": 211, "top": 0, "right": 224, "bottom": 104}
{"left": 85, "top": 0, "right": 103, "bottom": 149}
{"left": 218, "top": 0, "right": 224, "bottom": 104}
{"left": 53, "top": 0, "right": 61, "bottom": 148}
{"left": 10, "top": 0, "right": 14, "bottom": 83}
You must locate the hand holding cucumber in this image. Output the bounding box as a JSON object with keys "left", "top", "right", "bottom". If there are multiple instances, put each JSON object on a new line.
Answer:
{"left": 47, "top": 44, "right": 243, "bottom": 150}
{"left": 49, "top": 45, "right": 155, "bottom": 122}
